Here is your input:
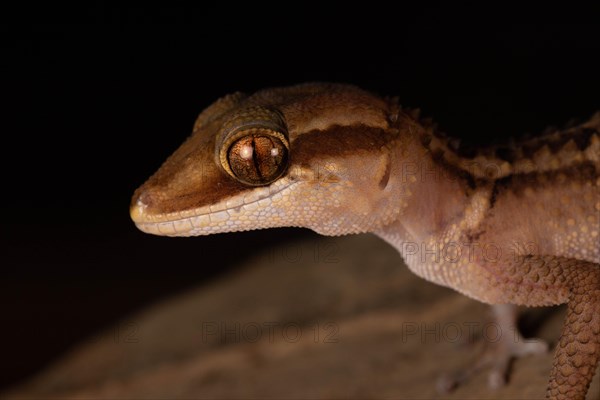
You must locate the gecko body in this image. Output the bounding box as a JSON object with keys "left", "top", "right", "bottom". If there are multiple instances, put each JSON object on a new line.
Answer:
{"left": 131, "top": 83, "right": 600, "bottom": 399}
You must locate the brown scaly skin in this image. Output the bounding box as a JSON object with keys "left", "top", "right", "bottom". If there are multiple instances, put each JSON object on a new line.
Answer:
{"left": 131, "top": 83, "right": 600, "bottom": 399}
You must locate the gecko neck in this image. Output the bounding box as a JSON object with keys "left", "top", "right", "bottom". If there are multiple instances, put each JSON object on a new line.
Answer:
{"left": 373, "top": 121, "right": 487, "bottom": 287}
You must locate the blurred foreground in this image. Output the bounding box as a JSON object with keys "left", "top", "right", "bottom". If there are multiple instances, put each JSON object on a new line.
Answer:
{"left": 4, "top": 235, "right": 599, "bottom": 399}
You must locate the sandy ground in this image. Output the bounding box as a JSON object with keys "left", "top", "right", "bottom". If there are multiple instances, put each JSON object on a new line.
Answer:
{"left": 4, "top": 234, "right": 599, "bottom": 399}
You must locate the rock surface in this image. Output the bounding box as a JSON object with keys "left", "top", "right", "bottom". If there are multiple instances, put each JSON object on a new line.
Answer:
{"left": 5, "top": 234, "right": 599, "bottom": 399}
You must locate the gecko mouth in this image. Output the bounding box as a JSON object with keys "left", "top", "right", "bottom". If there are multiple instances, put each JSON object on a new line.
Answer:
{"left": 130, "top": 181, "right": 299, "bottom": 237}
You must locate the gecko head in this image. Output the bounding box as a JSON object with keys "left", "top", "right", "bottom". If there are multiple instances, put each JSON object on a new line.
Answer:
{"left": 130, "top": 83, "right": 406, "bottom": 237}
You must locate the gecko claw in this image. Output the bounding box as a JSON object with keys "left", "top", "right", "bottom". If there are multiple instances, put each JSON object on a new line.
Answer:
{"left": 435, "top": 304, "right": 549, "bottom": 394}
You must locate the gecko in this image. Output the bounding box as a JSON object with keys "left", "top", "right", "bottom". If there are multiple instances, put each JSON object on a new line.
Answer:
{"left": 130, "top": 83, "right": 599, "bottom": 399}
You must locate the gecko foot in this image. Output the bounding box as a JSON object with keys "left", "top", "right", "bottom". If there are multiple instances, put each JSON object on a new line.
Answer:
{"left": 436, "top": 304, "right": 549, "bottom": 394}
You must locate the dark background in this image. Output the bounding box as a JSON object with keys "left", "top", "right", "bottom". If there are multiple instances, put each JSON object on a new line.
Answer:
{"left": 2, "top": 3, "right": 599, "bottom": 391}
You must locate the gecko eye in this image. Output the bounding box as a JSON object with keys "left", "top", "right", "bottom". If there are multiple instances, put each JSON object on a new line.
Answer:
{"left": 227, "top": 130, "right": 288, "bottom": 185}
{"left": 217, "top": 107, "right": 289, "bottom": 186}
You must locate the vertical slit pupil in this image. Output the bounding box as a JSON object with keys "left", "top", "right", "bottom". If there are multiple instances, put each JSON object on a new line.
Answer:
{"left": 251, "top": 137, "right": 263, "bottom": 180}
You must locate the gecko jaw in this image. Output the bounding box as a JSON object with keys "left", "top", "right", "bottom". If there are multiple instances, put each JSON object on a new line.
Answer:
{"left": 130, "top": 180, "right": 300, "bottom": 237}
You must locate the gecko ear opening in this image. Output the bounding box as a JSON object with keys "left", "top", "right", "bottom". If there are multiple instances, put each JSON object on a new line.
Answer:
{"left": 216, "top": 106, "right": 289, "bottom": 186}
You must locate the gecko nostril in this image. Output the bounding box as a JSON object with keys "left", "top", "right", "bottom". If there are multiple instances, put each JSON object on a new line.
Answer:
{"left": 137, "top": 191, "right": 155, "bottom": 207}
